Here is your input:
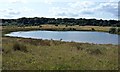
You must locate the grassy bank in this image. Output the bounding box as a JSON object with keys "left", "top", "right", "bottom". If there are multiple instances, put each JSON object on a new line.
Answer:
{"left": 2, "top": 25, "right": 120, "bottom": 35}
{"left": 1, "top": 25, "right": 119, "bottom": 70}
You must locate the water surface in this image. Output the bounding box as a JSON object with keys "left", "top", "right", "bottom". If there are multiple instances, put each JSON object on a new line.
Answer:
{"left": 5, "top": 31, "right": 119, "bottom": 44}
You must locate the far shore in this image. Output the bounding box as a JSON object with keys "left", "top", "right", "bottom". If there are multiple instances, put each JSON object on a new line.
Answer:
{"left": 2, "top": 24, "right": 120, "bottom": 36}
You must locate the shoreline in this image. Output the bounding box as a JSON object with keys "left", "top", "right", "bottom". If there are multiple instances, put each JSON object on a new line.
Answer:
{"left": 2, "top": 25, "right": 119, "bottom": 45}
{"left": 2, "top": 25, "right": 120, "bottom": 35}
{"left": 4, "top": 31, "right": 119, "bottom": 45}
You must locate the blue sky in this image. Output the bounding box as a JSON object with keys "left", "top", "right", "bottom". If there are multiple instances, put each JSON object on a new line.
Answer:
{"left": 0, "top": 0, "right": 119, "bottom": 20}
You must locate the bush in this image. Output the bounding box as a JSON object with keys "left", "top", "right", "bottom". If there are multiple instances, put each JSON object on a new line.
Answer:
{"left": 0, "top": 48, "right": 4, "bottom": 53}
{"left": 109, "top": 27, "right": 117, "bottom": 34}
{"left": 55, "top": 25, "right": 58, "bottom": 26}
{"left": 65, "top": 25, "right": 68, "bottom": 27}
{"left": 117, "top": 27, "right": 120, "bottom": 33}
{"left": 90, "top": 49, "right": 102, "bottom": 55}
{"left": 13, "top": 43, "right": 28, "bottom": 52}
{"left": 39, "top": 25, "right": 42, "bottom": 27}
{"left": 76, "top": 45, "right": 83, "bottom": 50}
{"left": 91, "top": 28, "right": 95, "bottom": 31}
{"left": 63, "top": 28, "right": 65, "bottom": 30}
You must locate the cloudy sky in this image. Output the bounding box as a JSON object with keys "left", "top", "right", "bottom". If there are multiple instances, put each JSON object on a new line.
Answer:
{"left": 0, "top": 0, "right": 119, "bottom": 20}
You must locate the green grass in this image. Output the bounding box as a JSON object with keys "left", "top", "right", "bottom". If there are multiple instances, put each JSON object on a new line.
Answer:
{"left": 1, "top": 25, "right": 119, "bottom": 70}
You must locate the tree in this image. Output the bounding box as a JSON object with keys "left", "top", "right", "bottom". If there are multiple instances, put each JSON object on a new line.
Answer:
{"left": 2, "top": 17, "right": 120, "bottom": 27}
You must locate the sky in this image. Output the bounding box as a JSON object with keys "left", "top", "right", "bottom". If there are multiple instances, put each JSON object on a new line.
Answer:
{"left": 0, "top": 0, "right": 119, "bottom": 20}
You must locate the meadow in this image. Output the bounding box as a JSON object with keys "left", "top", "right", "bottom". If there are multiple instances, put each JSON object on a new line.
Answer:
{"left": 1, "top": 25, "right": 119, "bottom": 70}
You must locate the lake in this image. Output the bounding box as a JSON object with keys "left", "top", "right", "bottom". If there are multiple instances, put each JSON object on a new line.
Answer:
{"left": 5, "top": 31, "right": 119, "bottom": 44}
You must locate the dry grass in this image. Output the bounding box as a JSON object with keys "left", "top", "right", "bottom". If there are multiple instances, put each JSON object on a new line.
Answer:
{"left": 2, "top": 37, "right": 118, "bottom": 70}
{"left": 1, "top": 25, "right": 119, "bottom": 70}
{"left": 13, "top": 42, "right": 28, "bottom": 52}
{"left": 2, "top": 25, "right": 119, "bottom": 36}
{"left": 40, "top": 24, "right": 111, "bottom": 31}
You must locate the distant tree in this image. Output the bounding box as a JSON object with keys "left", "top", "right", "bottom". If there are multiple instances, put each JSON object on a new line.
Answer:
{"left": 2, "top": 17, "right": 120, "bottom": 27}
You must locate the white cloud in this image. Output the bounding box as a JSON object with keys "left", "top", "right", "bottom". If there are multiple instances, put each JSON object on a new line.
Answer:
{"left": 0, "top": 0, "right": 119, "bottom": 19}
{"left": 49, "top": 1, "right": 96, "bottom": 17}
{"left": 97, "top": 2, "right": 118, "bottom": 16}
{"left": 0, "top": 7, "right": 34, "bottom": 18}
{"left": 0, "top": 9, "right": 16, "bottom": 18}
{"left": 49, "top": 0, "right": 118, "bottom": 19}
{"left": 22, "top": 7, "right": 33, "bottom": 13}
{"left": 11, "top": 0, "right": 27, "bottom": 3}
{"left": 0, "top": 0, "right": 27, "bottom": 4}
{"left": 43, "top": 0, "right": 54, "bottom": 4}
{"left": 69, "top": 1, "right": 95, "bottom": 8}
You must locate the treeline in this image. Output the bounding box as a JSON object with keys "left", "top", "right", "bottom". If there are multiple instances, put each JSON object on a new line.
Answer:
{"left": 2, "top": 17, "right": 120, "bottom": 26}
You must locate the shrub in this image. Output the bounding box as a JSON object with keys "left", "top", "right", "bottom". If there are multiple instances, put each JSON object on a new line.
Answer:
{"left": 117, "top": 27, "right": 120, "bottom": 33}
{"left": 109, "top": 27, "right": 117, "bottom": 34}
{"left": 63, "top": 28, "right": 65, "bottom": 30}
{"left": 76, "top": 45, "right": 83, "bottom": 50}
{"left": 65, "top": 25, "right": 68, "bottom": 27}
{"left": 39, "top": 25, "right": 42, "bottom": 27}
{"left": 91, "top": 28, "right": 95, "bottom": 31}
{"left": 55, "top": 25, "right": 58, "bottom": 26}
{"left": 72, "top": 28, "right": 76, "bottom": 30}
{"left": 90, "top": 49, "right": 102, "bottom": 55}
{"left": 0, "top": 48, "right": 4, "bottom": 53}
{"left": 60, "top": 39, "right": 62, "bottom": 41}
{"left": 13, "top": 43, "right": 28, "bottom": 52}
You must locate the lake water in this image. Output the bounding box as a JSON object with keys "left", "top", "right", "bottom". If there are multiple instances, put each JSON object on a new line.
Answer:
{"left": 5, "top": 31, "right": 119, "bottom": 44}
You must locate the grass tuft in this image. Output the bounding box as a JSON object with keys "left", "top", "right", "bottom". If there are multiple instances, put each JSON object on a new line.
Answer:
{"left": 76, "top": 45, "right": 83, "bottom": 50}
{"left": 13, "top": 43, "right": 28, "bottom": 52}
{"left": 89, "top": 49, "right": 102, "bottom": 55}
